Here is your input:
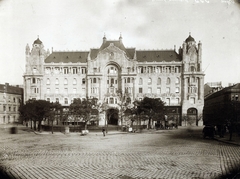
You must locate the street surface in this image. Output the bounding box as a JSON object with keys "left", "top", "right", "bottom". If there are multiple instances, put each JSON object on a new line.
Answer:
{"left": 0, "top": 125, "right": 240, "bottom": 179}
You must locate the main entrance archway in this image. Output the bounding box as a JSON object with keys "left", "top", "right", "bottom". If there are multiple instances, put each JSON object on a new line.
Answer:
{"left": 107, "top": 108, "right": 119, "bottom": 125}
{"left": 187, "top": 108, "right": 198, "bottom": 126}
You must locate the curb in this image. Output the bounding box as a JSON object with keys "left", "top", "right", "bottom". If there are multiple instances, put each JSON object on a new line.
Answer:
{"left": 214, "top": 138, "right": 240, "bottom": 146}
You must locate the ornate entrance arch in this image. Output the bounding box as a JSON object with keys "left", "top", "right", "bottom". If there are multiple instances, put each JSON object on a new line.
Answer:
{"left": 187, "top": 108, "right": 198, "bottom": 126}
{"left": 107, "top": 108, "right": 119, "bottom": 125}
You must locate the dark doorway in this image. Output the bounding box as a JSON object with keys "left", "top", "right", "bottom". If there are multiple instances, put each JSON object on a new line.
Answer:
{"left": 107, "top": 108, "right": 119, "bottom": 125}
{"left": 187, "top": 108, "right": 198, "bottom": 126}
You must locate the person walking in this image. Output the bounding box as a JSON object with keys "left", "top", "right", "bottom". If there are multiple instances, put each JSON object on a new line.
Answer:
{"left": 102, "top": 128, "right": 106, "bottom": 137}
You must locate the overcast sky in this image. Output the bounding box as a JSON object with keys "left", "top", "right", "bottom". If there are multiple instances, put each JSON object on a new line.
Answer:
{"left": 0, "top": 0, "right": 239, "bottom": 87}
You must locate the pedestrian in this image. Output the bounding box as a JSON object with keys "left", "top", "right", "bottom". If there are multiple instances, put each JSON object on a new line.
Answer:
{"left": 102, "top": 128, "right": 105, "bottom": 137}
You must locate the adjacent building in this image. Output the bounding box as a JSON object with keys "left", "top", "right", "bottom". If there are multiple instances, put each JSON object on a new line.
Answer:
{"left": 23, "top": 33, "right": 205, "bottom": 126}
{"left": 203, "top": 83, "right": 240, "bottom": 126}
{"left": 0, "top": 83, "right": 23, "bottom": 124}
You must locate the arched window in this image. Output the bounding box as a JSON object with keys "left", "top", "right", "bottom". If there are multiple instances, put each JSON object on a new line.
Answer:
{"left": 157, "top": 78, "right": 161, "bottom": 85}
{"left": 82, "top": 78, "right": 85, "bottom": 84}
{"left": 127, "top": 77, "right": 131, "bottom": 83}
{"left": 176, "top": 77, "right": 180, "bottom": 84}
{"left": 139, "top": 78, "right": 143, "bottom": 85}
{"left": 167, "top": 78, "right": 171, "bottom": 85}
{"left": 64, "top": 78, "right": 68, "bottom": 85}
{"left": 73, "top": 78, "right": 77, "bottom": 85}
{"left": 166, "top": 98, "right": 170, "bottom": 106}
{"left": 47, "top": 78, "right": 50, "bottom": 85}
{"left": 55, "top": 78, "right": 59, "bottom": 85}
{"left": 148, "top": 78, "right": 152, "bottom": 85}
{"left": 190, "top": 66, "right": 196, "bottom": 72}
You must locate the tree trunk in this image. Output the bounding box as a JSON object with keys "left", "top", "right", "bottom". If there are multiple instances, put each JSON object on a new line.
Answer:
{"left": 30, "top": 119, "right": 32, "bottom": 129}
{"left": 51, "top": 120, "right": 54, "bottom": 134}
{"left": 37, "top": 120, "right": 41, "bottom": 131}
{"left": 148, "top": 118, "right": 151, "bottom": 130}
{"left": 33, "top": 120, "right": 36, "bottom": 131}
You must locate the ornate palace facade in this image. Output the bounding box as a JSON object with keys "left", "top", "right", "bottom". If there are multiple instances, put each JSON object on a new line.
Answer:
{"left": 23, "top": 34, "right": 204, "bottom": 126}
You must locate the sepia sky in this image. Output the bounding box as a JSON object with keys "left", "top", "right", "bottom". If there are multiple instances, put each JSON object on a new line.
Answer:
{"left": 0, "top": 0, "right": 239, "bottom": 87}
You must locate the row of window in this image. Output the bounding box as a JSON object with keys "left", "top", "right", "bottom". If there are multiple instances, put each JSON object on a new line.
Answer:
{"left": 43, "top": 77, "right": 181, "bottom": 86}
{"left": 45, "top": 67, "right": 87, "bottom": 75}
{"left": 38, "top": 86, "right": 181, "bottom": 95}
{"left": 1, "top": 115, "right": 17, "bottom": 123}
{"left": 47, "top": 78, "right": 86, "bottom": 85}
{"left": 137, "top": 66, "right": 181, "bottom": 74}
{"left": 44, "top": 96, "right": 197, "bottom": 106}
{"left": 45, "top": 66, "right": 182, "bottom": 75}
{"left": 2, "top": 106, "right": 18, "bottom": 112}
{"left": 104, "top": 87, "right": 180, "bottom": 94}
{"left": 139, "top": 87, "right": 180, "bottom": 94}
{"left": 1, "top": 96, "right": 21, "bottom": 103}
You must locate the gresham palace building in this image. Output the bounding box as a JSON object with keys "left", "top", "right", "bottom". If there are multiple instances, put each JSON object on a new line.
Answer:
{"left": 23, "top": 33, "right": 204, "bottom": 126}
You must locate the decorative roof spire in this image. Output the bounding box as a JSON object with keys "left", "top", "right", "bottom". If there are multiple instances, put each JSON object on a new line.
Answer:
{"left": 185, "top": 32, "right": 195, "bottom": 43}
{"left": 34, "top": 35, "right": 42, "bottom": 44}
{"left": 119, "top": 32, "right": 122, "bottom": 39}
{"left": 119, "top": 32, "right": 122, "bottom": 43}
{"left": 103, "top": 33, "right": 107, "bottom": 43}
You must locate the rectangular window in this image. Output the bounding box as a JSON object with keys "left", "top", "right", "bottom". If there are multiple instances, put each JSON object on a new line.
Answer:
{"left": 47, "top": 98, "right": 50, "bottom": 102}
{"left": 32, "top": 78, "right": 36, "bottom": 84}
{"left": 82, "top": 68, "right": 86, "bottom": 74}
{"left": 54, "top": 67, "right": 60, "bottom": 74}
{"left": 139, "top": 88, "right": 142, "bottom": 93}
{"left": 157, "top": 87, "right": 161, "bottom": 94}
{"left": 176, "top": 98, "right": 180, "bottom": 104}
{"left": 64, "top": 88, "right": 68, "bottom": 94}
{"left": 72, "top": 67, "right": 77, "bottom": 74}
{"left": 148, "top": 87, "right": 152, "bottom": 94}
{"left": 47, "top": 88, "right": 50, "bottom": 93}
{"left": 166, "top": 87, "right": 170, "bottom": 93}
{"left": 9, "top": 107, "right": 11, "bottom": 111}
{"left": 175, "top": 87, "right": 180, "bottom": 93}
{"left": 166, "top": 98, "right": 170, "bottom": 106}
{"left": 110, "top": 98, "right": 114, "bottom": 104}
{"left": 73, "top": 88, "right": 77, "bottom": 94}
{"left": 3, "top": 106, "right": 6, "bottom": 111}
{"left": 64, "top": 98, "right": 68, "bottom": 104}
{"left": 56, "top": 98, "right": 59, "bottom": 103}
{"left": 55, "top": 88, "right": 59, "bottom": 94}
{"left": 64, "top": 68, "right": 68, "bottom": 74}
{"left": 34, "top": 88, "right": 39, "bottom": 93}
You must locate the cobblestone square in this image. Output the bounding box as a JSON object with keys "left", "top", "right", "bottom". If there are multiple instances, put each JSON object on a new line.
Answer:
{"left": 1, "top": 125, "right": 240, "bottom": 179}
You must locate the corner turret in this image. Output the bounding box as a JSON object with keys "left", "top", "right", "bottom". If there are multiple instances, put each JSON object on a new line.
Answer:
{"left": 25, "top": 44, "right": 30, "bottom": 55}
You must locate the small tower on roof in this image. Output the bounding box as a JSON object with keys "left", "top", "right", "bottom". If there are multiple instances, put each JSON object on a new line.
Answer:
{"left": 119, "top": 33, "right": 122, "bottom": 43}
{"left": 103, "top": 33, "right": 107, "bottom": 43}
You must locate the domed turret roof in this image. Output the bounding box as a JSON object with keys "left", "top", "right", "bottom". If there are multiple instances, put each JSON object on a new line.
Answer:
{"left": 185, "top": 35, "right": 195, "bottom": 43}
{"left": 34, "top": 38, "right": 42, "bottom": 44}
